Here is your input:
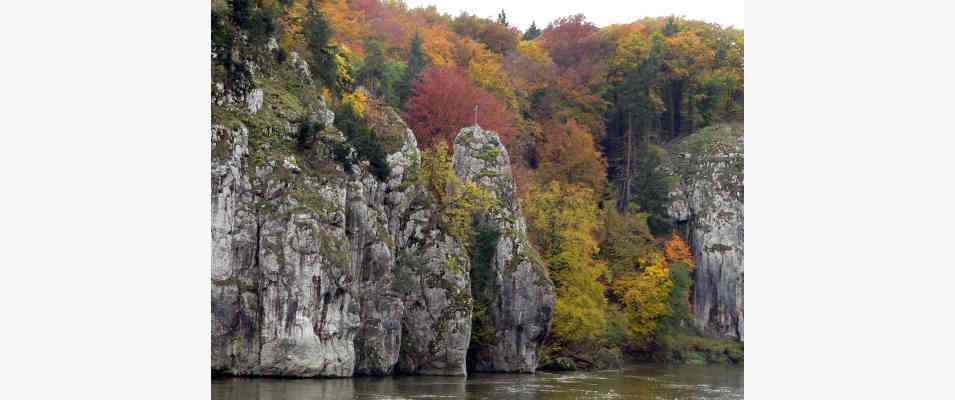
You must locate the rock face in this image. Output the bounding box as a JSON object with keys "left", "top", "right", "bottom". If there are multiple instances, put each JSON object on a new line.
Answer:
{"left": 453, "top": 126, "right": 556, "bottom": 372}
{"left": 665, "top": 124, "right": 744, "bottom": 341}
{"left": 212, "top": 55, "right": 548, "bottom": 375}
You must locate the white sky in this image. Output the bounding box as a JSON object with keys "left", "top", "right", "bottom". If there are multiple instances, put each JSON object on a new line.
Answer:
{"left": 402, "top": 0, "right": 743, "bottom": 31}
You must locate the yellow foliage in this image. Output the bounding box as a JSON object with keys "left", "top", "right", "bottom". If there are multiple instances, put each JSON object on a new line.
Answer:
{"left": 516, "top": 40, "right": 554, "bottom": 65}
{"left": 525, "top": 181, "right": 607, "bottom": 342}
{"left": 552, "top": 259, "right": 609, "bottom": 342}
{"left": 612, "top": 252, "right": 673, "bottom": 342}
{"left": 278, "top": 0, "right": 310, "bottom": 53}
{"left": 341, "top": 89, "right": 368, "bottom": 118}
{"left": 334, "top": 44, "right": 356, "bottom": 92}
{"left": 467, "top": 53, "right": 518, "bottom": 110}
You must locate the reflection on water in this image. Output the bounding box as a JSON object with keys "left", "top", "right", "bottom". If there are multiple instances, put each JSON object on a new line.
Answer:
{"left": 212, "top": 364, "right": 742, "bottom": 399}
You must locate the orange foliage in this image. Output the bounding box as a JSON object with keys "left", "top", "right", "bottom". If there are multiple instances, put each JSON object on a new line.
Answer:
{"left": 664, "top": 231, "right": 695, "bottom": 271}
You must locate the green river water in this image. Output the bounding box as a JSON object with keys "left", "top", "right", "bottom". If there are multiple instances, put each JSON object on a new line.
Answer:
{"left": 212, "top": 363, "right": 742, "bottom": 399}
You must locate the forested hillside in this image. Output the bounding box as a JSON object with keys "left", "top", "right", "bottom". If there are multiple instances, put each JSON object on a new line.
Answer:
{"left": 212, "top": 0, "right": 743, "bottom": 369}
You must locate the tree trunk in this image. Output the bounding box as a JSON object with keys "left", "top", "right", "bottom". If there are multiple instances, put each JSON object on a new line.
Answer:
{"left": 687, "top": 87, "right": 694, "bottom": 135}
{"left": 621, "top": 112, "right": 633, "bottom": 212}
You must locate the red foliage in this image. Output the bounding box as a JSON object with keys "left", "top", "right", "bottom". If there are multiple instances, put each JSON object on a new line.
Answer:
{"left": 540, "top": 14, "right": 600, "bottom": 68}
{"left": 401, "top": 66, "right": 515, "bottom": 149}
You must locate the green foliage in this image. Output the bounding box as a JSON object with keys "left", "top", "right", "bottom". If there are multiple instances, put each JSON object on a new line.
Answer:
{"left": 334, "top": 99, "right": 391, "bottom": 180}
{"left": 469, "top": 223, "right": 501, "bottom": 349}
{"left": 212, "top": 9, "right": 233, "bottom": 53}
{"left": 629, "top": 144, "right": 674, "bottom": 234}
{"left": 296, "top": 119, "right": 324, "bottom": 150}
{"left": 666, "top": 261, "right": 693, "bottom": 327}
{"left": 657, "top": 334, "right": 743, "bottom": 365}
{"left": 306, "top": 11, "right": 341, "bottom": 92}
{"left": 247, "top": 5, "right": 279, "bottom": 45}
{"left": 357, "top": 41, "right": 407, "bottom": 107}
{"left": 229, "top": 0, "right": 253, "bottom": 29}
{"left": 602, "top": 205, "right": 655, "bottom": 279}
{"left": 523, "top": 21, "right": 542, "bottom": 41}
{"left": 399, "top": 31, "right": 430, "bottom": 101}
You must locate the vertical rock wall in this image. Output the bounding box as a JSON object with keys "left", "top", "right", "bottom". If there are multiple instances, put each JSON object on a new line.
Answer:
{"left": 666, "top": 124, "right": 744, "bottom": 341}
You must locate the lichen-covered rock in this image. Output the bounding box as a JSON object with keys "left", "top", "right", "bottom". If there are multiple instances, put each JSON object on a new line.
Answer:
{"left": 213, "top": 82, "right": 477, "bottom": 376}
{"left": 665, "top": 123, "right": 744, "bottom": 341}
{"left": 452, "top": 126, "right": 556, "bottom": 373}
{"left": 213, "top": 43, "right": 547, "bottom": 376}
{"left": 212, "top": 115, "right": 360, "bottom": 377}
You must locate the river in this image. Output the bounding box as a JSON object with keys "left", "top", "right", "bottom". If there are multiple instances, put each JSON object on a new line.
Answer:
{"left": 212, "top": 363, "right": 743, "bottom": 399}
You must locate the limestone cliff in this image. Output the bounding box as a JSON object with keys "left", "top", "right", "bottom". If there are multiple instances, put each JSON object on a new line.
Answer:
{"left": 665, "top": 123, "right": 744, "bottom": 341}
{"left": 211, "top": 48, "right": 553, "bottom": 377}
{"left": 453, "top": 127, "right": 555, "bottom": 373}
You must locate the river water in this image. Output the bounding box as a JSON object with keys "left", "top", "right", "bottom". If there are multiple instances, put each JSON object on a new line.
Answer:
{"left": 212, "top": 364, "right": 743, "bottom": 399}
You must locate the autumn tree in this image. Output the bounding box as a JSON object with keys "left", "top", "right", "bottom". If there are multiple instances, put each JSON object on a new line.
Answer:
{"left": 663, "top": 232, "right": 695, "bottom": 324}
{"left": 612, "top": 252, "right": 673, "bottom": 343}
{"left": 401, "top": 66, "right": 515, "bottom": 148}
{"left": 538, "top": 119, "right": 607, "bottom": 194}
{"left": 451, "top": 12, "right": 520, "bottom": 54}
{"left": 664, "top": 231, "right": 694, "bottom": 269}
{"left": 525, "top": 181, "right": 608, "bottom": 343}
{"left": 602, "top": 205, "right": 655, "bottom": 278}
{"left": 540, "top": 14, "right": 599, "bottom": 68}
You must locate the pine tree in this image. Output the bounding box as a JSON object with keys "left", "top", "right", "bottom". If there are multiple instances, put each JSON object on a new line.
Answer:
{"left": 523, "top": 21, "right": 541, "bottom": 40}
{"left": 399, "top": 31, "right": 429, "bottom": 102}
{"left": 496, "top": 9, "right": 508, "bottom": 27}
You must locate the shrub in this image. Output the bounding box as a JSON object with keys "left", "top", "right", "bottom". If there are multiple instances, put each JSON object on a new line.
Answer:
{"left": 297, "top": 120, "right": 324, "bottom": 151}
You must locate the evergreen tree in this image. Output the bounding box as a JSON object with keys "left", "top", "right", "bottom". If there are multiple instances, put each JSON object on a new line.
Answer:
{"left": 523, "top": 21, "right": 541, "bottom": 40}
{"left": 399, "top": 31, "right": 429, "bottom": 102}
{"left": 305, "top": 11, "right": 337, "bottom": 91}
{"left": 229, "top": 0, "right": 253, "bottom": 29}
{"left": 496, "top": 9, "right": 508, "bottom": 27}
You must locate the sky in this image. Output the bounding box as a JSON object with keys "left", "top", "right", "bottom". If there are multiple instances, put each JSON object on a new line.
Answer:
{"left": 402, "top": 0, "right": 743, "bottom": 31}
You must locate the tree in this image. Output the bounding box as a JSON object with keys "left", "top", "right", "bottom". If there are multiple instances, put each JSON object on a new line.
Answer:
{"left": 398, "top": 30, "right": 430, "bottom": 102}
{"left": 664, "top": 231, "right": 694, "bottom": 270}
{"left": 450, "top": 12, "right": 519, "bottom": 54}
{"left": 306, "top": 11, "right": 340, "bottom": 91}
{"left": 229, "top": 0, "right": 253, "bottom": 29}
{"left": 628, "top": 144, "right": 673, "bottom": 234}
{"left": 334, "top": 91, "right": 390, "bottom": 180}
{"left": 540, "top": 14, "right": 599, "bottom": 68}
{"left": 401, "top": 66, "right": 515, "bottom": 148}
{"left": 523, "top": 21, "right": 541, "bottom": 40}
{"left": 612, "top": 252, "right": 673, "bottom": 344}
{"left": 538, "top": 119, "right": 607, "bottom": 194}
{"left": 524, "top": 181, "right": 608, "bottom": 343}
{"left": 602, "top": 205, "right": 655, "bottom": 278}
